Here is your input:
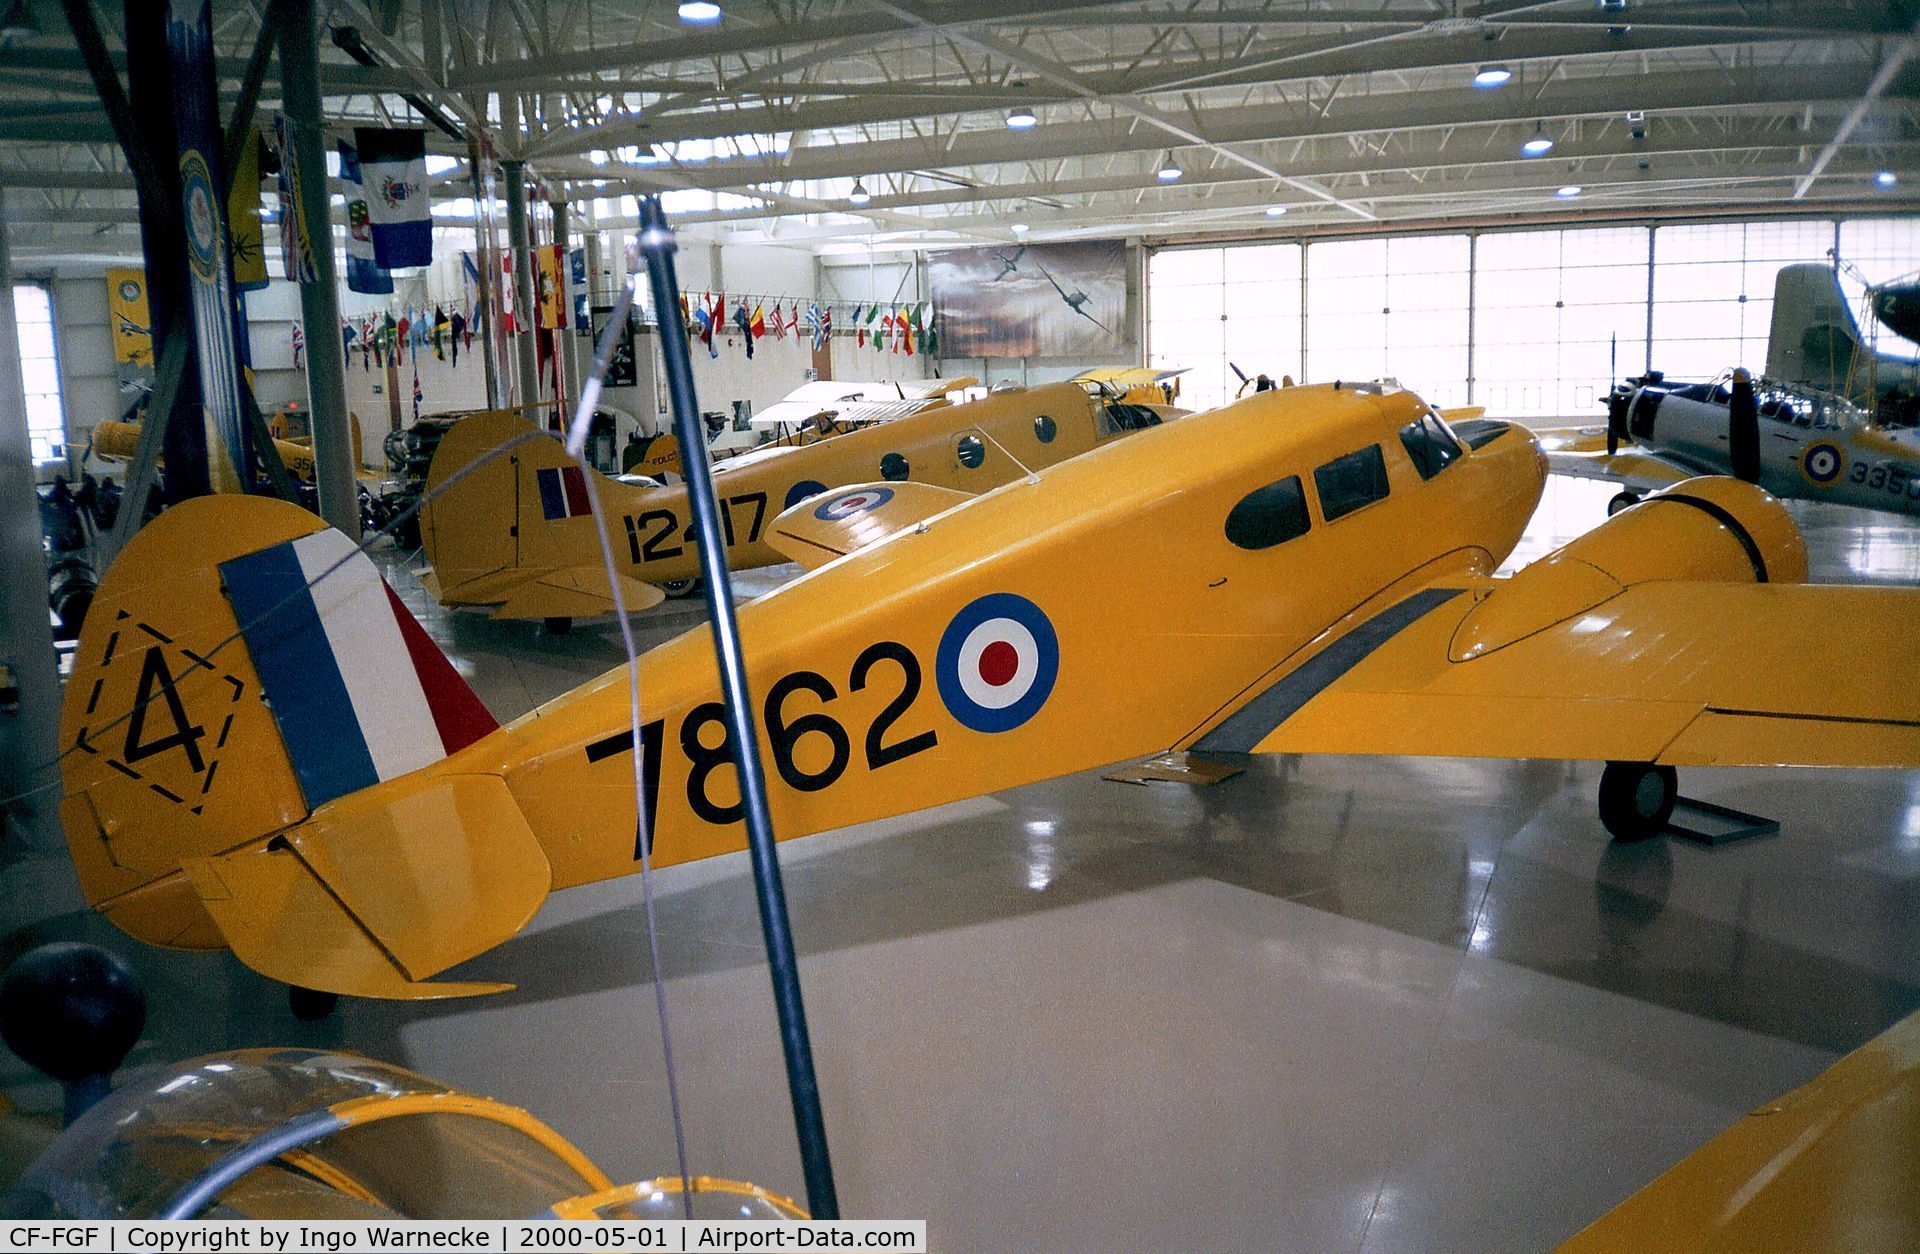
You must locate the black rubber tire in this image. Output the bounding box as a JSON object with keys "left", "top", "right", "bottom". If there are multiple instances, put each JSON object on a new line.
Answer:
{"left": 1598, "top": 761, "right": 1678, "bottom": 842}
{"left": 1606, "top": 491, "right": 1641, "bottom": 517}
{"left": 288, "top": 986, "right": 339, "bottom": 1021}
{"left": 660, "top": 576, "right": 703, "bottom": 599}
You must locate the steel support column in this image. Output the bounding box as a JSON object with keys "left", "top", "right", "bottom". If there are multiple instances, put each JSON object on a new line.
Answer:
{"left": 278, "top": 0, "right": 358, "bottom": 535}
{"left": 0, "top": 196, "right": 63, "bottom": 849}
{"left": 502, "top": 160, "right": 541, "bottom": 406}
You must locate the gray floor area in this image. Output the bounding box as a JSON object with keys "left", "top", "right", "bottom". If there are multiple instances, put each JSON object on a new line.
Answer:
{"left": 6, "top": 474, "right": 1920, "bottom": 1250}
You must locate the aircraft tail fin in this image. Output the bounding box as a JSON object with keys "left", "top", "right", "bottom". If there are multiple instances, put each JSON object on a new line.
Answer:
{"left": 418, "top": 408, "right": 665, "bottom": 618}
{"left": 58, "top": 495, "right": 516, "bottom": 996}
{"left": 1768, "top": 263, "right": 1864, "bottom": 396}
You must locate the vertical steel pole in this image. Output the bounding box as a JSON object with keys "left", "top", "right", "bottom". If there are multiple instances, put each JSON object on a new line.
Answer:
{"left": 0, "top": 197, "right": 63, "bottom": 849}
{"left": 468, "top": 137, "right": 503, "bottom": 409}
{"left": 502, "top": 160, "right": 541, "bottom": 407}
{"left": 278, "top": 0, "right": 359, "bottom": 535}
{"left": 634, "top": 199, "right": 839, "bottom": 1220}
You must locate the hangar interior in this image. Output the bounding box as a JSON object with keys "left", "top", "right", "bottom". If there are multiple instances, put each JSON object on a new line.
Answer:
{"left": 1, "top": 0, "right": 1918, "bottom": 1248}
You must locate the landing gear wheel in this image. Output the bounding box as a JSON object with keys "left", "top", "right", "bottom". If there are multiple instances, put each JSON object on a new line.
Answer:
{"left": 542, "top": 616, "right": 573, "bottom": 635}
{"left": 288, "top": 986, "right": 339, "bottom": 1021}
{"left": 660, "top": 576, "right": 703, "bottom": 599}
{"left": 1606, "top": 491, "right": 1642, "bottom": 517}
{"left": 1598, "top": 761, "right": 1677, "bottom": 842}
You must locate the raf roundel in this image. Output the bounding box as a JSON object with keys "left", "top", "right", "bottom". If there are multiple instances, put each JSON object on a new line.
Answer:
{"left": 785, "top": 479, "right": 829, "bottom": 509}
{"left": 935, "top": 593, "right": 1059, "bottom": 733}
{"left": 813, "top": 487, "right": 895, "bottom": 521}
{"left": 1800, "top": 440, "right": 1846, "bottom": 488}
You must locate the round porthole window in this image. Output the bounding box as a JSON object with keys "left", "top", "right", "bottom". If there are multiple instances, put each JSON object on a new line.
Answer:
{"left": 1034, "top": 414, "right": 1057, "bottom": 443}
{"left": 880, "top": 452, "right": 910, "bottom": 481}
{"left": 1224, "top": 478, "right": 1311, "bottom": 551}
{"left": 956, "top": 435, "right": 985, "bottom": 468}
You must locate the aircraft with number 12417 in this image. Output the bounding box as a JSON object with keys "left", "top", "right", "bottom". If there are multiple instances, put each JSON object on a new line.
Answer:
{"left": 416, "top": 380, "right": 1170, "bottom": 624}
{"left": 57, "top": 382, "right": 1920, "bottom": 1002}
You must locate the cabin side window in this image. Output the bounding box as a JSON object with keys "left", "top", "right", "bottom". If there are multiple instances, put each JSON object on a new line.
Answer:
{"left": 1225, "top": 476, "right": 1311, "bottom": 551}
{"left": 1398, "top": 415, "right": 1462, "bottom": 480}
{"left": 1313, "top": 444, "right": 1391, "bottom": 521}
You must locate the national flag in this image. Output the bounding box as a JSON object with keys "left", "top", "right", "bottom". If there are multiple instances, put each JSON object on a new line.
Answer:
{"left": 342, "top": 320, "right": 354, "bottom": 368}
{"left": 533, "top": 466, "right": 593, "bottom": 520}
{"left": 694, "top": 294, "right": 717, "bottom": 358}
{"left": 337, "top": 143, "right": 394, "bottom": 295}
{"left": 355, "top": 127, "right": 431, "bottom": 268}
{"left": 921, "top": 304, "right": 939, "bottom": 356}
{"left": 853, "top": 303, "right": 867, "bottom": 346}
{"left": 291, "top": 322, "right": 304, "bottom": 372}
{"left": 359, "top": 315, "right": 374, "bottom": 371}
{"left": 863, "top": 301, "right": 880, "bottom": 351}
{"left": 274, "top": 115, "right": 318, "bottom": 284}
{"left": 897, "top": 305, "right": 914, "bottom": 355}
{"left": 432, "top": 305, "right": 450, "bottom": 360}
{"left": 536, "top": 244, "right": 567, "bottom": 329}
{"left": 821, "top": 304, "right": 832, "bottom": 342}
{"left": 770, "top": 302, "right": 786, "bottom": 340}
{"left": 395, "top": 310, "right": 410, "bottom": 366}
{"left": 733, "top": 303, "right": 754, "bottom": 358}
{"left": 450, "top": 309, "right": 467, "bottom": 366}
{"left": 412, "top": 361, "right": 423, "bottom": 422}
{"left": 227, "top": 127, "right": 268, "bottom": 291}
{"left": 879, "top": 306, "right": 895, "bottom": 352}
{"left": 806, "top": 302, "right": 824, "bottom": 351}
{"left": 750, "top": 302, "right": 767, "bottom": 339}
{"left": 500, "top": 254, "right": 517, "bottom": 332}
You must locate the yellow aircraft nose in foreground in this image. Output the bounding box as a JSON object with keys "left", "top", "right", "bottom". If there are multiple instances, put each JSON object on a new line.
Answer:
{"left": 56, "top": 383, "right": 1920, "bottom": 1000}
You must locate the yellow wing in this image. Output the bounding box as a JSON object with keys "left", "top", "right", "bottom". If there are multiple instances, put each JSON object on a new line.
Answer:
{"left": 1562, "top": 1008, "right": 1920, "bottom": 1251}
{"left": 1188, "top": 476, "right": 1920, "bottom": 769}
{"left": 1218, "top": 581, "right": 1920, "bottom": 767}
{"left": 764, "top": 481, "right": 976, "bottom": 570}
{"left": 1537, "top": 425, "right": 1696, "bottom": 491}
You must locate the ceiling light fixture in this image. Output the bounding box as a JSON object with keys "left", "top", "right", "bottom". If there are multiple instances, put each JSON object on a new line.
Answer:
{"left": 848, "top": 180, "right": 872, "bottom": 205}
{"left": 1265, "top": 205, "right": 1288, "bottom": 217}
{"left": 1156, "top": 155, "right": 1183, "bottom": 182}
{"left": 1473, "top": 64, "right": 1512, "bottom": 88}
{"left": 1876, "top": 170, "right": 1898, "bottom": 188}
{"left": 1521, "top": 125, "right": 1555, "bottom": 158}
{"left": 1006, "top": 106, "right": 1038, "bottom": 129}
{"left": 1011, "top": 222, "right": 1030, "bottom": 233}
{"left": 1556, "top": 185, "right": 1582, "bottom": 198}
{"left": 677, "top": 1, "right": 721, "bottom": 23}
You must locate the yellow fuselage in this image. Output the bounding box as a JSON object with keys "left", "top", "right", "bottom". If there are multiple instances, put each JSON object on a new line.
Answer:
{"left": 435, "top": 384, "right": 1548, "bottom": 889}
{"left": 421, "top": 382, "right": 1151, "bottom": 605}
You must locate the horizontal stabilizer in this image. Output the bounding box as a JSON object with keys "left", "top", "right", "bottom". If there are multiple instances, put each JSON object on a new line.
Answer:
{"left": 492, "top": 568, "right": 668, "bottom": 620}
{"left": 184, "top": 775, "right": 551, "bottom": 999}
{"left": 765, "top": 481, "right": 976, "bottom": 570}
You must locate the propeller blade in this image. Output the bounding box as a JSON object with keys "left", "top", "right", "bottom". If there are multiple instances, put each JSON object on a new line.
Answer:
{"left": 1728, "top": 367, "right": 1761, "bottom": 484}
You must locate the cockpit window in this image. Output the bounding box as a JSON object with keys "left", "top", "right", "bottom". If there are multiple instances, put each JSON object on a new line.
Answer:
{"left": 1097, "top": 403, "right": 1162, "bottom": 437}
{"left": 1225, "top": 476, "right": 1311, "bottom": 550}
{"left": 1399, "top": 415, "right": 1462, "bottom": 480}
{"left": 1313, "top": 444, "right": 1390, "bottom": 521}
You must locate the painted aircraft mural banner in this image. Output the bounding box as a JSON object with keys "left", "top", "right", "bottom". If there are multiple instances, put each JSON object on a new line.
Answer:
{"left": 930, "top": 240, "right": 1126, "bottom": 358}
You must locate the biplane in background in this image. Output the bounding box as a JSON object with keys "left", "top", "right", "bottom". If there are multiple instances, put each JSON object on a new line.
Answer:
{"left": 1071, "top": 366, "right": 1188, "bottom": 411}
{"left": 415, "top": 380, "right": 1169, "bottom": 623}
{"left": 56, "top": 382, "right": 1920, "bottom": 1002}
{"left": 629, "top": 377, "right": 982, "bottom": 481}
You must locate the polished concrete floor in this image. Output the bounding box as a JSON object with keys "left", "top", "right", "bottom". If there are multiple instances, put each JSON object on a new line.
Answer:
{"left": 5, "top": 475, "right": 1920, "bottom": 1249}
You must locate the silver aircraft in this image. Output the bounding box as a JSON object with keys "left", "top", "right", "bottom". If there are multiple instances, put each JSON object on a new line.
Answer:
{"left": 1541, "top": 368, "right": 1920, "bottom": 517}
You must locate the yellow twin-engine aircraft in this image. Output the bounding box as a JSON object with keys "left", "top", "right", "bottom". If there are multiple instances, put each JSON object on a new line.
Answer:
{"left": 58, "top": 383, "right": 1920, "bottom": 1001}
{"left": 415, "top": 380, "right": 1168, "bottom": 622}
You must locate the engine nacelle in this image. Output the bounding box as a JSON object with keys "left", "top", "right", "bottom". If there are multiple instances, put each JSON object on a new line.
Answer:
{"left": 1450, "top": 476, "right": 1807, "bottom": 661}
